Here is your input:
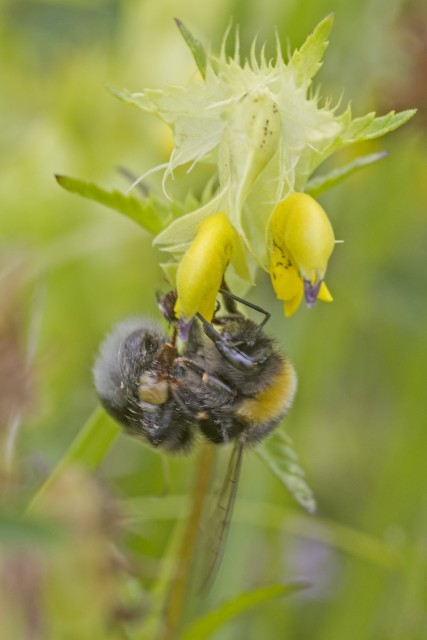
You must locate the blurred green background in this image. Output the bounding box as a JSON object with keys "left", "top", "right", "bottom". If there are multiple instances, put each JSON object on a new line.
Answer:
{"left": 1, "top": 0, "right": 427, "bottom": 638}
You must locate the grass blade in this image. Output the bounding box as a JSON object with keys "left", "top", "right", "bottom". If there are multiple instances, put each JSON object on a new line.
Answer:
{"left": 182, "top": 581, "right": 309, "bottom": 640}
{"left": 28, "top": 406, "right": 120, "bottom": 510}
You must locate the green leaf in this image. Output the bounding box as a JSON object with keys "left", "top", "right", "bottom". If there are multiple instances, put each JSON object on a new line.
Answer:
{"left": 175, "top": 18, "right": 207, "bottom": 79}
{"left": 109, "top": 85, "right": 166, "bottom": 117}
{"left": 28, "top": 406, "right": 120, "bottom": 511}
{"left": 289, "top": 14, "right": 334, "bottom": 86}
{"left": 181, "top": 582, "right": 308, "bottom": 640}
{"left": 124, "top": 495, "right": 400, "bottom": 569}
{"left": 108, "top": 85, "right": 149, "bottom": 109}
{"left": 56, "top": 405, "right": 120, "bottom": 469}
{"left": 306, "top": 151, "right": 388, "bottom": 196}
{"left": 55, "top": 174, "right": 166, "bottom": 235}
{"left": 341, "top": 109, "right": 416, "bottom": 144}
{"left": 0, "top": 512, "right": 65, "bottom": 547}
{"left": 256, "top": 428, "right": 316, "bottom": 514}
{"left": 159, "top": 261, "right": 179, "bottom": 286}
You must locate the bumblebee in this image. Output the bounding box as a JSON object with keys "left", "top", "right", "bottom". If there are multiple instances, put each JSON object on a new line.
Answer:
{"left": 93, "top": 316, "right": 195, "bottom": 451}
{"left": 93, "top": 289, "right": 297, "bottom": 589}
{"left": 93, "top": 289, "right": 297, "bottom": 451}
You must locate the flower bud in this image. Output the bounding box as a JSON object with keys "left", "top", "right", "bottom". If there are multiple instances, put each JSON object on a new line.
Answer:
{"left": 219, "top": 88, "right": 281, "bottom": 209}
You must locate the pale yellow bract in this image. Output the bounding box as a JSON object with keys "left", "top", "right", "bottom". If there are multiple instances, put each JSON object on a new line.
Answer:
{"left": 114, "top": 15, "right": 415, "bottom": 318}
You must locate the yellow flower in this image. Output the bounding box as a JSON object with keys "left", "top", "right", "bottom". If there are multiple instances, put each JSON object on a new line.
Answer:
{"left": 269, "top": 192, "right": 334, "bottom": 316}
{"left": 113, "top": 17, "right": 415, "bottom": 310}
{"left": 175, "top": 212, "right": 237, "bottom": 322}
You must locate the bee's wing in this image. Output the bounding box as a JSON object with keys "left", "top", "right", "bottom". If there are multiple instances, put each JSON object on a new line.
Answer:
{"left": 198, "top": 437, "right": 245, "bottom": 593}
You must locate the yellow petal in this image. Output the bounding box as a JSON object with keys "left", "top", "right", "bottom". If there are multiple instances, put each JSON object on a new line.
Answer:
{"left": 270, "top": 192, "right": 335, "bottom": 283}
{"left": 283, "top": 287, "right": 304, "bottom": 317}
{"left": 197, "top": 287, "right": 219, "bottom": 321}
{"left": 175, "top": 212, "right": 236, "bottom": 321}
{"left": 318, "top": 281, "right": 333, "bottom": 302}
{"left": 270, "top": 246, "right": 302, "bottom": 301}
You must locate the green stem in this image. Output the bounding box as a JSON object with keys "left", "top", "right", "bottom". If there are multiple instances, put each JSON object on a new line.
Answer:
{"left": 159, "top": 443, "right": 216, "bottom": 640}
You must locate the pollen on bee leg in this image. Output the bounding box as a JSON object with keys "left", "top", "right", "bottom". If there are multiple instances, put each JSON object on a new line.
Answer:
{"left": 138, "top": 373, "right": 168, "bottom": 405}
{"left": 202, "top": 372, "right": 209, "bottom": 383}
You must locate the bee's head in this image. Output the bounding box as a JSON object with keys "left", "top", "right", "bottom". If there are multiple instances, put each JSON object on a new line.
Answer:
{"left": 93, "top": 318, "right": 195, "bottom": 453}
{"left": 93, "top": 319, "right": 168, "bottom": 418}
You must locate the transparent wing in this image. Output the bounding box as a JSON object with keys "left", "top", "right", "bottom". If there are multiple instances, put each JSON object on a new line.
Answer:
{"left": 198, "top": 437, "right": 245, "bottom": 593}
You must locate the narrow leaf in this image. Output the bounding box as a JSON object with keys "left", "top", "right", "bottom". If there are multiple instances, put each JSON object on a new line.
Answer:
{"left": 341, "top": 109, "right": 416, "bottom": 144}
{"left": 289, "top": 14, "right": 334, "bottom": 85}
{"left": 55, "top": 174, "right": 165, "bottom": 235}
{"left": 306, "top": 151, "right": 388, "bottom": 196}
{"left": 256, "top": 428, "right": 316, "bottom": 514}
{"left": 28, "top": 406, "right": 120, "bottom": 511}
{"left": 57, "top": 405, "right": 120, "bottom": 469}
{"left": 108, "top": 85, "right": 155, "bottom": 111}
{"left": 0, "top": 513, "right": 65, "bottom": 547}
{"left": 175, "top": 18, "right": 207, "bottom": 79}
{"left": 182, "top": 582, "right": 308, "bottom": 640}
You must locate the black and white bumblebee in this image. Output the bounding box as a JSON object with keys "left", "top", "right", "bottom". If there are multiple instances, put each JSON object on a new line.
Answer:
{"left": 93, "top": 288, "right": 297, "bottom": 588}
{"left": 93, "top": 289, "right": 297, "bottom": 452}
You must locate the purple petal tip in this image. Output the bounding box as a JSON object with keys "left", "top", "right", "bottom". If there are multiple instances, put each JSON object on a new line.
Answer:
{"left": 179, "top": 319, "right": 192, "bottom": 341}
{"left": 303, "top": 279, "right": 322, "bottom": 308}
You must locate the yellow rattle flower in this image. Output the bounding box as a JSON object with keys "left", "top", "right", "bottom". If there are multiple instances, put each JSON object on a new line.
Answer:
{"left": 175, "top": 212, "right": 237, "bottom": 322}
{"left": 270, "top": 192, "right": 335, "bottom": 317}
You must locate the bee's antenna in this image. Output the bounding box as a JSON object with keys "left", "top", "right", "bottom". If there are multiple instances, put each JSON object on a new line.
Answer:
{"left": 117, "top": 166, "right": 150, "bottom": 196}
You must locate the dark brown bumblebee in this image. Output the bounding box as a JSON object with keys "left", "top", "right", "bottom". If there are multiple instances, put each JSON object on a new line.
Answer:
{"left": 93, "top": 289, "right": 297, "bottom": 452}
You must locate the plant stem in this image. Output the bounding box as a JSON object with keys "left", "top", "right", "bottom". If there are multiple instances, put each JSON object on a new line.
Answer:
{"left": 159, "top": 443, "right": 216, "bottom": 640}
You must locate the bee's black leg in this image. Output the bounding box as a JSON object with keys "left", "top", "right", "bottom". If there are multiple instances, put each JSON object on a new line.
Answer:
{"left": 168, "top": 385, "right": 202, "bottom": 418}
{"left": 175, "top": 357, "right": 236, "bottom": 395}
{"left": 169, "top": 364, "right": 236, "bottom": 421}
{"left": 218, "top": 289, "right": 270, "bottom": 329}
{"left": 196, "top": 313, "right": 257, "bottom": 371}
{"left": 218, "top": 280, "right": 237, "bottom": 315}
